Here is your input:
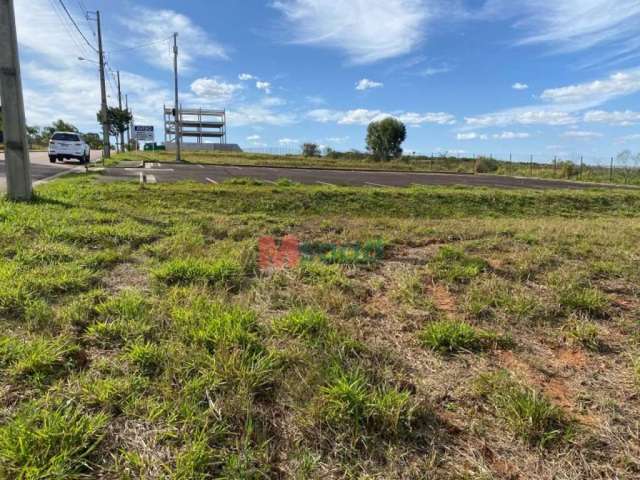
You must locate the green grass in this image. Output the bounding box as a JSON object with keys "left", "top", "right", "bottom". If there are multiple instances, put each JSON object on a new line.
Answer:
{"left": 0, "top": 403, "right": 108, "bottom": 478}
{"left": 273, "top": 308, "right": 330, "bottom": 339}
{"left": 109, "top": 150, "right": 640, "bottom": 186}
{"left": 0, "top": 174, "right": 636, "bottom": 477}
{"left": 429, "top": 246, "right": 488, "bottom": 284}
{"left": 0, "top": 334, "right": 80, "bottom": 384}
{"left": 419, "top": 319, "right": 508, "bottom": 353}
{"left": 319, "top": 368, "right": 413, "bottom": 436}
{"left": 476, "top": 371, "right": 570, "bottom": 448}
{"left": 154, "top": 257, "right": 245, "bottom": 288}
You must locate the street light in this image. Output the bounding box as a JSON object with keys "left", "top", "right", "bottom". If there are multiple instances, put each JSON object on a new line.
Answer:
{"left": 78, "top": 56, "right": 98, "bottom": 64}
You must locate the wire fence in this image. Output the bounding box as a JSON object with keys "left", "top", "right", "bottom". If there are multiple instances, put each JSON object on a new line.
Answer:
{"left": 241, "top": 147, "right": 640, "bottom": 185}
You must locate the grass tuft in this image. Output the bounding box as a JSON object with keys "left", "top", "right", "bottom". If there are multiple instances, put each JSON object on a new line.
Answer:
{"left": 419, "top": 319, "right": 508, "bottom": 353}
{"left": 273, "top": 308, "right": 329, "bottom": 339}
{"left": 125, "top": 341, "right": 165, "bottom": 376}
{"left": 476, "top": 371, "right": 569, "bottom": 448}
{"left": 430, "top": 246, "right": 488, "bottom": 284}
{"left": 0, "top": 403, "right": 108, "bottom": 478}
{"left": 154, "top": 258, "right": 244, "bottom": 288}
{"left": 320, "top": 367, "right": 413, "bottom": 436}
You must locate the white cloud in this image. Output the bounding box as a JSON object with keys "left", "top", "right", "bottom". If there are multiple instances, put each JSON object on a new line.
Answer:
{"left": 14, "top": 0, "right": 171, "bottom": 133}
{"left": 272, "top": 0, "right": 431, "bottom": 64}
{"left": 419, "top": 66, "right": 452, "bottom": 77}
{"left": 307, "top": 108, "right": 455, "bottom": 126}
{"left": 583, "top": 110, "right": 640, "bottom": 126}
{"left": 493, "top": 131, "right": 531, "bottom": 139}
{"left": 540, "top": 69, "right": 640, "bottom": 105}
{"left": 190, "top": 78, "right": 242, "bottom": 103}
{"left": 119, "top": 7, "right": 227, "bottom": 71}
{"left": 465, "top": 109, "right": 578, "bottom": 128}
{"left": 561, "top": 130, "right": 603, "bottom": 139}
{"left": 512, "top": 82, "right": 529, "bottom": 90}
{"left": 256, "top": 81, "right": 272, "bottom": 94}
{"left": 457, "top": 132, "right": 488, "bottom": 141}
{"left": 619, "top": 133, "right": 640, "bottom": 142}
{"left": 356, "top": 79, "right": 384, "bottom": 91}
{"left": 227, "top": 105, "right": 297, "bottom": 127}
{"left": 247, "top": 134, "right": 262, "bottom": 141}
{"left": 513, "top": 0, "right": 640, "bottom": 58}
{"left": 278, "top": 138, "right": 299, "bottom": 145}
{"left": 326, "top": 136, "right": 350, "bottom": 143}
{"left": 239, "top": 73, "right": 255, "bottom": 81}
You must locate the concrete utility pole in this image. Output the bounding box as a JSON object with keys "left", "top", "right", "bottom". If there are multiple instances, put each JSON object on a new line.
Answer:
{"left": 95, "top": 10, "right": 110, "bottom": 159}
{"left": 117, "top": 71, "right": 125, "bottom": 152}
{"left": 173, "top": 32, "right": 181, "bottom": 162}
{"left": 125, "top": 94, "right": 130, "bottom": 150}
{"left": 0, "top": 0, "right": 32, "bottom": 200}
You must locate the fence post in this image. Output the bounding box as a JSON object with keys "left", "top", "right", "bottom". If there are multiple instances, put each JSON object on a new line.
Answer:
{"left": 580, "top": 156, "right": 583, "bottom": 180}
{"left": 530, "top": 154, "right": 533, "bottom": 176}
{"left": 610, "top": 157, "right": 614, "bottom": 183}
{"left": 509, "top": 153, "right": 512, "bottom": 176}
{"left": 553, "top": 156, "right": 557, "bottom": 176}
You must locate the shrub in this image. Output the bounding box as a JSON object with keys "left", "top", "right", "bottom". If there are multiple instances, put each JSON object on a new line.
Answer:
{"left": 476, "top": 156, "right": 500, "bottom": 173}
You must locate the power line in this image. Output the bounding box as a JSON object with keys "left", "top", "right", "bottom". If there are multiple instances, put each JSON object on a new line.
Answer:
{"left": 57, "top": 0, "right": 97, "bottom": 52}
{"left": 48, "top": 0, "right": 92, "bottom": 59}
{"left": 107, "top": 36, "right": 172, "bottom": 54}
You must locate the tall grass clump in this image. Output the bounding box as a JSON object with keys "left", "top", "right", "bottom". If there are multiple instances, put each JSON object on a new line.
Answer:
{"left": 476, "top": 371, "right": 570, "bottom": 448}
{"left": 154, "top": 258, "right": 244, "bottom": 288}
{"left": 0, "top": 403, "right": 108, "bottom": 478}
{"left": 430, "top": 246, "right": 488, "bottom": 284}
{"left": 419, "top": 320, "right": 508, "bottom": 353}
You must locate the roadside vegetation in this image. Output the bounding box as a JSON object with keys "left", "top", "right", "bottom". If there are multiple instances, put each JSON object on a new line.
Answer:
{"left": 108, "top": 148, "right": 640, "bottom": 186}
{"left": 0, "top": 174, "right": 638, "bottom": 478}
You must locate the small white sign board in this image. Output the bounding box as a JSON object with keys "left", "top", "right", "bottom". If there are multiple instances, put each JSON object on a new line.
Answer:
{"left": 134, "top": 125, "right": 154, "bottom": 142}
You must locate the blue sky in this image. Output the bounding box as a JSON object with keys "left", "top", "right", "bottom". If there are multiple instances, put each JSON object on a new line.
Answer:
{"left": 13, "top": 0, "right": 640, "bottom": 162}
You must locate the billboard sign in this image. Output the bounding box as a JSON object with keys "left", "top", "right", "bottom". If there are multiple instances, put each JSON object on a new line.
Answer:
{"left": 134, "top": 125, "right": 154, "bottom": 142}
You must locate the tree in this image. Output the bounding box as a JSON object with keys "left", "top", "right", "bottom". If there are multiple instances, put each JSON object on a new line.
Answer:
{"left": 302, "top": 143, "right": 320, "bottom": 157}
{"left": 84, "top": 133, "right": 103, "bottom": 150}
{"left": 97, "top": 107, "right": 132, "bottom": 137}
{"left": 366, "top": 117, "right": 406, "bottom": 161}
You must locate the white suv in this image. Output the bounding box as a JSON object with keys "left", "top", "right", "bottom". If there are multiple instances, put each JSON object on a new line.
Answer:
{"left": 48, "top": 132, "right": 91, "bottom": 164}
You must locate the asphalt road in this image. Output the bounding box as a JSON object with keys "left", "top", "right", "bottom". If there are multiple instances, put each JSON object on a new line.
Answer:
{"left": 102, "top": 162, "right": 623, "bottom": 190}
{"left": 0, "top": 151, "right": 101, "bottom": 191}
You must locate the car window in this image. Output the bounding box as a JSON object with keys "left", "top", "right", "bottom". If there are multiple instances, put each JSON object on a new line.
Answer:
{"left": 52, "top": 133, "right": 81, "bottom": 142}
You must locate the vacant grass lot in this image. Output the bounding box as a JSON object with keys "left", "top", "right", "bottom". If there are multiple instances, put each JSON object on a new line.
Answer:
{"left": 110, "top": 150, "right": 640, "bottom": 186}
{"left": 0, "top": 175, "right": 639, "bottom": 478}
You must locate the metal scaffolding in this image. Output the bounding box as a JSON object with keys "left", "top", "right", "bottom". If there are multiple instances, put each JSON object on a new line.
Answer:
{"left": 164, "top": 106, "right": 227, "bottom": 145}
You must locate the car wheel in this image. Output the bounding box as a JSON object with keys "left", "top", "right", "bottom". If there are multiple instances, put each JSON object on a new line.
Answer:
{"left": 49, "top": 156, "right": 56, "bottom": 163}
{"left": 85, "top": 153, "right": 91, "bottom": 164}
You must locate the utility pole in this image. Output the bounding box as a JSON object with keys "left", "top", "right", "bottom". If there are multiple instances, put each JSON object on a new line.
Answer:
{"left": 173, "top": 32, "right": 181, "bottom": 162}
{"left": 0, "top": 0, "right": 32, "bottom": 200}
{"left": 125, "top": 94, "right": 130, "bottom": 150}
{"left": 93, "top": 10, "right": 110, "bottom": 159}
{"left": 117, "top": 71, "right": 125, "bottom": 152}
